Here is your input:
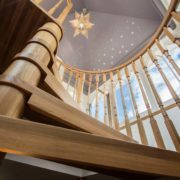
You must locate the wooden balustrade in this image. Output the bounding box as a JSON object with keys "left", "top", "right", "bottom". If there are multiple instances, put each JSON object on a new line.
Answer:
{"left": 155, "top": 39, "right": 180, "bottom": 76}
{"left": 125, "top": 67, "right": 148, "bottom": 145}
{"left": 148, "top": 49, "right": 180, "bottom": 108}
{"left": 55, "top": 0, "right": 180, "bottom": 151}
{"left": 30, "top": 0, "right": 180, "bottom": 152}
{"left": 163, "top": 27, "right": 180, "bottom": 47}
{"left": 140, "top": 57, "right": 180, "bottom": 152}
{"left": 0, "top": 0, "right": 179, "bottom": 177}
{"left": 117, "top": 70, "right": 133, "bottom": 138}
{"left": 132, "top": 62, "right": 165, "bottom": 149}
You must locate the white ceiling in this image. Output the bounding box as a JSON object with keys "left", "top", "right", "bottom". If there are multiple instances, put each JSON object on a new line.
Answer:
{"left": 42, "top": 0, "right": 163, "bottom": 70}
{"left": 80, "top": 0, "right": 162, "bottom": 20}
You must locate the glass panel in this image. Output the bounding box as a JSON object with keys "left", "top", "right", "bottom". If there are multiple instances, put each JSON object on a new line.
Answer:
{"left": 130, "top": 74, "right": 146, "bottom": 114}
{"left": 131, "top": 124, "right": 141, "bottom": 143}
{"left": 122, "top": 81, "right": 135, "bottom": 120}
{"left": 160, "top": 0, "right": 171, "bottom": 10}
{"left": 120, "top": 129, "right": 127, "bottom": 136}
{"left": 159, "top": 57, "right": 180, "bottom": 94}
{"left": 143, "top": 119, "right": 157, "bottom": 147}
{"left": 155, "top": 114, "right": 176, "bottom": 151}
{"left": 90, "top": 98, "right": 96, "bottom": 118}
{"left": 168, "top": 45, "right": 180, "bottom": 67}
{"left": 98, "top": 93, "right": 104, "bottom": 122}
{"left": 167, "top": 107, "right": 180, "bottom": 135}
{"left": 148, "top": 65, "right": 173, "bottom": 102}
{"left": 176, "top": 2, "right": 180, "bottom": 12}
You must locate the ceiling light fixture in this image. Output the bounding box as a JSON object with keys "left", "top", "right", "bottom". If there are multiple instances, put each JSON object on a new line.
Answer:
{"left": 69, "top": 8, "right": 94, "bottom": 39}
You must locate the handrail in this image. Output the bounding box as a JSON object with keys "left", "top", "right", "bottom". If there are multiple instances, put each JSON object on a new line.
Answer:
{"left": 58, "top": 0, "right": 178, "bottom": 74}
{"left": 32, "top": 0, "right": 180, "bottom": 152}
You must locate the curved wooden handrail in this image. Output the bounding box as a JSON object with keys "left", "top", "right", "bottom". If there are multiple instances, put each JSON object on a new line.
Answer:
{"left": 58, "top": 0, "right": 177, "bottom": 74}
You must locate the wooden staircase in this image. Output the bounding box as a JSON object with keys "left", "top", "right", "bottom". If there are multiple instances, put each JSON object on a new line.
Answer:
{"left": 0, "top": 0, "right": 179, "bottom": 179}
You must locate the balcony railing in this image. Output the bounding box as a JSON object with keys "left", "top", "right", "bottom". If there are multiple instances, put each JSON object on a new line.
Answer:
{"left": 32, "top": 0, "right": 180, "bottom": 152}
{"left": 51, "top": 0, "right": 180, "bottom": 152}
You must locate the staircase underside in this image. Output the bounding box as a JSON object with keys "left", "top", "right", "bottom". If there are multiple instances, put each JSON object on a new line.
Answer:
{"left": 0, "top": 0, "right": 180, "bottom": 179}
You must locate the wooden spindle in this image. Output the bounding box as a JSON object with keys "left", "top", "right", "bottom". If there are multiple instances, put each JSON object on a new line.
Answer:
{"left": 125, "top": 66, "right": 148, "bottom": 145}
{"left": 162, "top": 56, "right": 180, "bottom": 84}
{"left": 109, "top": 72, "right": 119, "bottom": 130}
{"left": 171, "top": 12, "right": 180, "bottom": 22}
{"left": 57, "top": 1, "right": 73, "bottom": 25}
{"left": 48, "top": 0, "right": 64, "bottom": 16}
{"left": 103, "top": 74, "right": 108, "bottom": 125}
{"left": 95, "top": 74, "right": 99, "bottom": 119}
{"left": 81, "top": 73, "right": 86, "bottom": 107}
{"left": 86, "top": 74, "right": 92, "bottom": 115}
{"left": 73, "top": 72, "right": 78, "bottom": 101}
{"left": 155, "top": 39, "right": 180, "bottom": 76}
{"left": 76, "top": 73, "right": 85, "bottom": 105}
{"left": 117, "top": 70, "right": 132, "bottom": 138}
{"left": 132, "top": 62, "right": 165, "bottom": 148}
{"left": 77, "top": 73, "right": 83, "bottom": 104}
{"left": 140, "top": 57, "right": 180, "bottom": 152}
{"left": 148, "top": 49, "right": 180, "bottom": 108}
{"left": 163, "top": 27, "right": 180, "bottom": 47}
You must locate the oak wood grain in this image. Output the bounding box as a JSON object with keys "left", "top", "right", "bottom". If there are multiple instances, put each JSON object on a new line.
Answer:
{"left": 0, "top": 115, "right": 179, "bottom": 177}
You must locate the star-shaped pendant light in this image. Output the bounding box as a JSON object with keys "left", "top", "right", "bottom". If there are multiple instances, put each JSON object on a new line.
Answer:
{"left": 69, "top": 9, "right": 94, "bottom": 39}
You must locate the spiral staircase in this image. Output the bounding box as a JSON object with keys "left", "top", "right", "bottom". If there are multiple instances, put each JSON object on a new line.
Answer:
{"left": 0, "top": 0, "right": 179, "bottom": 179}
